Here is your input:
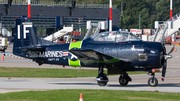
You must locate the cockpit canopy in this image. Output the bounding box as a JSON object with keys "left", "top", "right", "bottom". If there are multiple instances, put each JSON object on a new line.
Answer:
{"left": 90, "top": 31, "right": 142, "bottom": 42}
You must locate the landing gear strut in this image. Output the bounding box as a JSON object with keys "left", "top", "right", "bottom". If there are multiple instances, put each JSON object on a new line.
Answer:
{"left": 95, "top": 65, "right": 108, "bottom": 86}
{"left": 119, "top": 72, "right": 132, "bottom": 86}
{"left": 148, "top": 71, "right": 158, "bottom": 87}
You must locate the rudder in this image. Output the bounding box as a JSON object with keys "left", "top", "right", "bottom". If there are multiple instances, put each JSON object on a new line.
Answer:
{"left": 13, "top": 17, "right": 38, "bottom": 57}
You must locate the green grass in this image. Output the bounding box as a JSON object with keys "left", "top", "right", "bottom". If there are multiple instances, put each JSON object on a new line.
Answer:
{"left": 0, "top": 89, "right": 179, "bottom": 101}
{"left": 0, "top": 67, "right": 150, "bottom": 77}
{"left": 0, "top": 67, "right": 99, "bottom": 77}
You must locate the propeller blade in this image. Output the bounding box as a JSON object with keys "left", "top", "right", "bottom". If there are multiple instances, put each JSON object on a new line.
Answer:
{"left": 161, "top": 59, "right": 167, "bottom": 82}
{"left": 168, "top": 46, "right": 175, "bottom": 55}
{"left": 161, "top": 45, "right": 173, "bottom": 82}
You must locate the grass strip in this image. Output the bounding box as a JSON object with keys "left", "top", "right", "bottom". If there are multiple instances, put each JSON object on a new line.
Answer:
{"left": 0, "top": 89, "right": 179, "bottom": 101}
{"left": 0, "top": 67, "right": 151, "bottom": 78}
{"left": 0, "top": 67, "right": 98, "bottom": 77}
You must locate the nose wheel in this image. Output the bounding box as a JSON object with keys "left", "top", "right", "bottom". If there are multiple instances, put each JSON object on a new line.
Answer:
{"left": 148, "top": 72, "right": 158, "bottom": 87}
{"left": 148, "top": 77, "right": 158, "bottom": 87}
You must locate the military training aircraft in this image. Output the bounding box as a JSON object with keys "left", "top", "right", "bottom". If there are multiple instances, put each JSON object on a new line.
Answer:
{"left": 13, "top": 17, "right": 173, "bottom": 87}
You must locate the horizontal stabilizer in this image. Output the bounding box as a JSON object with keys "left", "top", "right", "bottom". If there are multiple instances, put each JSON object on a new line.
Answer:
{"left": 25, "top": 47, "right": 45, "bottom": 51}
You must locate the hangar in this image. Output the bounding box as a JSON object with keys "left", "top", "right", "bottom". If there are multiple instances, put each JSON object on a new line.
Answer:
{"left": 0, "top": 1, "right": 119, "bottom": 38}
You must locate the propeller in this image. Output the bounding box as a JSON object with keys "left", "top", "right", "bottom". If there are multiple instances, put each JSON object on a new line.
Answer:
{"left": 167, "top": 46, "right": 175, "bottom": 55}
{"left": 161, "top": 59, "right": 167, "bottom": 82}
{"left": 161, "top": 46, "right": 174, "bottom": 81}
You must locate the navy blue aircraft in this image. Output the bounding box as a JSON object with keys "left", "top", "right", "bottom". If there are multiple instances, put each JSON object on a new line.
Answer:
{"left": 13, "top": 17, "right": 173, "bottom": 87}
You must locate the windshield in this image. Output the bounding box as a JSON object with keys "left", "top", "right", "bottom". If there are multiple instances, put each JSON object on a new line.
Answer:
{"left": 90, "top": 31, "right": 141, "bottom": 42}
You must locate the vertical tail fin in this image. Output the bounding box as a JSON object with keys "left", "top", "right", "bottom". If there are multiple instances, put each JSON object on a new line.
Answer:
{"left": 13, "top": 17, "right": 38, "bottom": 57}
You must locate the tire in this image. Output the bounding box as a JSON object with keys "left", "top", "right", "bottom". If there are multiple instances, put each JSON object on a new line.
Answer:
{"left": 119, "top": 77, "right": 129, "bottom": 86}
{"left": 97, "top": 81, "right": 107, "bottom": 86}
{"left": 148, "top": 77, "right": 158, "bottom": 87}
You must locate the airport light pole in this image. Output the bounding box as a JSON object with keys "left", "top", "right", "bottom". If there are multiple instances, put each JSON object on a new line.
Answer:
{"left": 170, "top": 0, "right": 176, "bottom": 42}
{"left": 109, "top": 0, "right": 112, "bottom": 31}
{"left": 120, "top": 2, "right": 126, "bottom": 30}
{"left": 170, "top": 0, "right": 172, "bottom": 18}
{"left": 28, "top": 0, "right": 31, "bottom": 18}
{"left": 139, "top": 12, "right": 141, "bottom": 29}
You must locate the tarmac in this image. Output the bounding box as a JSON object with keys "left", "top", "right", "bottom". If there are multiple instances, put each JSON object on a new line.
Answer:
{"left": 0, "top": 43, "right": 180, "bottom": 93}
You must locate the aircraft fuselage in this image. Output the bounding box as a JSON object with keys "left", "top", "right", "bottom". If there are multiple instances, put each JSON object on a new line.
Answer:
{"left": 28, "top": 38, "right": 162, "bottom": 71}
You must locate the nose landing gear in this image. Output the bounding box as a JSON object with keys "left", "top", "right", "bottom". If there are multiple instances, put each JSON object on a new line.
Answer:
{"left": 148, "top": 71, "right": 158, "bottom": 87}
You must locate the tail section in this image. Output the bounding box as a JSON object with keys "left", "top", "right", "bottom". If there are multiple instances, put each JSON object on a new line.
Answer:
{"left": 13, "top": 17, "right": 38, "bottom": 57}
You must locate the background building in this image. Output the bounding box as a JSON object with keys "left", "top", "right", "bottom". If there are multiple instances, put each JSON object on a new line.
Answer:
{"left": 0, "top": 1, "right": 119, "bottom": 39}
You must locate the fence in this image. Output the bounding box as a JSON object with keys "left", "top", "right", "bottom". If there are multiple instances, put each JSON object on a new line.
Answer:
{"left": 0, "top": 0, "right": 117, "bottom": 9}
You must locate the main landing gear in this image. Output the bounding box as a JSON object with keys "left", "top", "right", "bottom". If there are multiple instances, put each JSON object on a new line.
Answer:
{"left": 95, "top": 66, "right": 109, "bottom": 86}
{"left": 148, "top": 71, "right": 158, "bottom": 87}
{"left": 95, "top": 66, "right": 132, "bottom": 86}
{"left": 119, "top": 72, "right": 132, "bottom": 86}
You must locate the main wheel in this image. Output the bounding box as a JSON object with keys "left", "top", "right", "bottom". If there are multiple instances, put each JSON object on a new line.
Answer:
{"left": 97, "top": 81, "right": 107, "bottom": 86}
{"left": 119, "top": 77, "right": 129, "bottom": 86}
{"left": 148, "top": 77, "right": 158, "bottom": 87}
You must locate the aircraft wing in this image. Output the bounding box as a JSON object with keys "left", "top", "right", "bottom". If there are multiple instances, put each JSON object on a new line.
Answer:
{"left": 68, "top": 49, "right": 130, "bottom": 64}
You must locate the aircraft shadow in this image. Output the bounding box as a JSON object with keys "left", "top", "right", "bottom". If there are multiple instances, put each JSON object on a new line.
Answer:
{"left": 51, "top": 83, "right": 180, "bottom": 87}
{"left": 50, "top": 83, "right": 97, "bottom": 86}
{"left": 108, "top": 83, "right": 180, "bottom": 87}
